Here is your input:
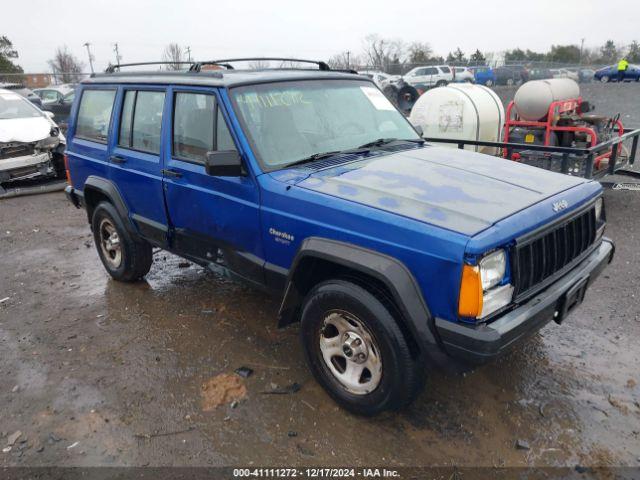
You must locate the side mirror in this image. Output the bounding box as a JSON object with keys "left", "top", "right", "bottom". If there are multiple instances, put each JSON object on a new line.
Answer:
{"left": 205, "top": 150, "right": 243, "bottom": 176}
{"left": 44, "top": 111, "right": 55, "bottom": 119}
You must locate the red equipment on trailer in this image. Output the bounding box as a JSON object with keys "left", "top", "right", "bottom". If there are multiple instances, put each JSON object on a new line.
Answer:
{"left": 503, "top": 95, "right": 625, "bottom": 174}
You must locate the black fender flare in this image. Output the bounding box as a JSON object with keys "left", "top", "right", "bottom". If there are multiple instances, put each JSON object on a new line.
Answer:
{"left": 279, "top": 237, "right": 442, "bottom": 359}
{"left": 82, "top": 176, "right": 136, "bottom": 234}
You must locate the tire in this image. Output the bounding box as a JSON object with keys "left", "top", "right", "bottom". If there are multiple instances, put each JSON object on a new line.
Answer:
{"left": 91, "top": 201, "right": 153, "bottom": 282}
{"left": 485, "top": 79, "right": 494, "bottom": 87}
{"left": 600, "top": 76, "right": 609, "bottom": 83}
{"left": 300, "top": 279, "right": 422, "bottom": 415}
{"left": 506, "top": 78, "right": 514, "bottom": 86}
{"left": 435, "top": 80, "right": 447, "bottom": 87}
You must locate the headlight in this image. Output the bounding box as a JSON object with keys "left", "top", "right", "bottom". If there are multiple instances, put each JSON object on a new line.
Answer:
{"left": 479, "top": 250, "right": 506, "bottom": 290}
{"left": 595, "top": 197, "right": 604, "bottom": 222}
{"left": 459, "top": 249, "right": 514, "bottom": 320}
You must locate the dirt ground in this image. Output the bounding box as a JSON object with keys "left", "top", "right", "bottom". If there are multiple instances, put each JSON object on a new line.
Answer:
{"left": 0, "top": 82, "right": 639, "bottom": 469}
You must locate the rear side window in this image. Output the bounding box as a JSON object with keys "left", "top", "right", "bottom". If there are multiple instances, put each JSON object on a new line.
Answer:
{"left": 76, "top": 90, "right": 116, "bottom": 142}
{"left": 118, "top": 90, "right": 165, "bottom": 154}
{"left": 173, "top": 92, "right": 236, "bottom": 163}
{"left": 439, "top": 66, "right": 451, "bottom": 73}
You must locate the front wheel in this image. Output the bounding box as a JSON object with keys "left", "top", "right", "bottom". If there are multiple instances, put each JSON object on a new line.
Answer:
{"left": 91, "top": 201, "right": 153, "bottom": 282}
{"left": 435, "top": 80, "right": 447, "bottom": 87}
{"left": 600, "top": 75, "right": 610, "bottom": 83}
{"left": 300, "top": 280, "right": 422, "bottom": 415}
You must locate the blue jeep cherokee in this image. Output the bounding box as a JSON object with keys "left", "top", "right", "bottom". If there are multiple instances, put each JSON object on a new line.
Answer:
{"left": 64, "top": 58, "right": 614, "bottom": 415}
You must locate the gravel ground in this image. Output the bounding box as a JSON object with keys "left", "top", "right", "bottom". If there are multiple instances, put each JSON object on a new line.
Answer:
{"left": 0, "top": 82, "right": 639, "bottom": 470}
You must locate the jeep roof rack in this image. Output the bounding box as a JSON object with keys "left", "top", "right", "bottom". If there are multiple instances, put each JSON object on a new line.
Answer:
{"left": 188, "top": 57, "right": 332, "bottom": 72}
{"left": 103, "top": 57, "right": 357, "bottom": 75}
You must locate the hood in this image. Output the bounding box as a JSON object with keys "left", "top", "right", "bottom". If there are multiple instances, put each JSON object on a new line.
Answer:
{"left": 0, "top": 116, "right": 53, "bottom": 143}
{"left": 283, "top": 146, "right": 587, "bottom": 236}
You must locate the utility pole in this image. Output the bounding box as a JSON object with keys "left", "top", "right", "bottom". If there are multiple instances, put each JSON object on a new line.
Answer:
{"left": 113, "top": 43, "right": 122, "bottom": 66}
{"left": 185, "top": 46, "right": 191, "bottom": 62}
{"left": 579, "top": 38, "right": 585, "bottom": 64}
{"left": 83, "top": 42, "right": 95, "bottom": 74}
{"left": 346, "top": 50, "right": 351, "bottom": 69}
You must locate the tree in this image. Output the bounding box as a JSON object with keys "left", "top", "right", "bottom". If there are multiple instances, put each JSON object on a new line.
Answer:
{"left": 327, "top": 51, "right": 359, "bottom": 70}
{"left": 627, "top": 40, "right": 640, "bottom": 63}
{"left": 0, "top": 36, "right": 23, "bottom": 82}
{"left": 48, "top": 46, "right": 84, "bottom": 83}
{"left": 599, "top": 40, "right": 618, "bottom": 63}
{"left": 446, "top": 47, "right": 466, "bottom": 64}
{"left": 407, "top": 42, "right": 433, "bottom": 64}
{"left": 362, "top": 34, "right": 406, "bottom": 72}
{"left": 469, "top": 49, "right": 486, "bottom": 65}
{"left": 547, "top": 44, "right": 581, "bottom": 64}
{"left": 162, "top": 43, "right": 185, "bottom": 70}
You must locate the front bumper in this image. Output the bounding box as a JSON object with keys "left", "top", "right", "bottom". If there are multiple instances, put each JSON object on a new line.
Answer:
{"left": 435, "top": 238, "right": 614, "bottom": 364}
{"left": 0, "top": 152, "right": 52, "bottom": 182}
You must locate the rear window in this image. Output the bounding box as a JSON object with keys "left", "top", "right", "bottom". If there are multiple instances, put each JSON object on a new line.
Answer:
{"left": 76, "top": 89, "right": 116, "bottom": 142}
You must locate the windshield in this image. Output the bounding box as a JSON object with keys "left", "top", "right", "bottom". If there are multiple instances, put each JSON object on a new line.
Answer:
{"left": 230, "top": 80, "right": 420, "bottom": 170}
{"left": 0, "top": 91, "right": 42, "bottom": 120}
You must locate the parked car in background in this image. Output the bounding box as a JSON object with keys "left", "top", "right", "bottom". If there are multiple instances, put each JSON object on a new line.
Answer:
{"left": 528, "top": 68, "right": 553, "bottom": 80}
{"left": 472, "top": 66, "right": 496, "bottom": 86}
{"left": 453, "top": 67, "right": 475, "bottom": 83}
{"left": 358, "top": 71, "right": 401, "bottom": 90}
{"left": 34, "top": 87, "right": 76, "bottom": 127}
{"left": 493, "top": 66, "right": 519, "bottom": 86}
{"left": 578, "top": 68, "right": 595, "bottom": 83}
{"left": 0, "top": 88, "right": 65, "bottom": 183}
{"left": 594, "top": 64, "right": 640, "bottom": 82}
{"left": 403, "top": 65, "right": 453, "bottom": 88}
{"left": 549, "top": 68, "right": 579, "bottom": 81}
{"left": 0, "top": 83, "right": 43, "bottom": 108}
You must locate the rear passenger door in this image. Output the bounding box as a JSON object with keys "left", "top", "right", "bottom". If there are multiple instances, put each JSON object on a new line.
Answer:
{"left": 109, "top": 87, "right": 169, "bottom": 247}
{"left": 162, "top": 87, "right": 264, "bottom": 284}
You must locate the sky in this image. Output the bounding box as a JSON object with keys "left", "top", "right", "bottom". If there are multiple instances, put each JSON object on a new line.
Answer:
{"left": 4, "top": 0, "right": 640, "bottom": 72}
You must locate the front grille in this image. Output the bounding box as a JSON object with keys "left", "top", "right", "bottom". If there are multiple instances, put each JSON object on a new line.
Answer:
{"left": 512, "top": 206, "right": 597, "bottom": 299}
{"left": 0, "top": 143, "right": 35, "bottom": 160}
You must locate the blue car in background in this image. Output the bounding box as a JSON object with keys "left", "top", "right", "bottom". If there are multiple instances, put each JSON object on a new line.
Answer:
{"left": 472, "top": 66, "right": 496, "bottom": 86}
{"left": 594, "top": 64, "right": 640, "bottom": 82}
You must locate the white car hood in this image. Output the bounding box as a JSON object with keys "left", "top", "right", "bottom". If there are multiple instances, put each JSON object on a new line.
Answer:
{"left": 0, "top": 117, "right": 52, "bottom": 143}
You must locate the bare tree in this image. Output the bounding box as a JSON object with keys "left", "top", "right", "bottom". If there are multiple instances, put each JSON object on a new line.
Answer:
{"left": 362, "top": 34, "right": 406, "bottom": 73}
{"left": 327, "top": 51, "right": 360, "bottom": 70}
{"left": 48, "top": 46, "right": 84, "bottom": 83}
{"left": 248, "top": 59, "right": 270, "bottom": 69}
{"left": 162, "top": 43, "right": 185, "bottom": 70}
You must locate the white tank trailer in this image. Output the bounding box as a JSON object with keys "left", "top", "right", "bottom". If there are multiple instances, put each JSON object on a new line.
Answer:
{"left": 513, "top": 78, "right": 580, "bottom": 121}
{"left": 409, "top": 84, "right": 505, "bottom": 155}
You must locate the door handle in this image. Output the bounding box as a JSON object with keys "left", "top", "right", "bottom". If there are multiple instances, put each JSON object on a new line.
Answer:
{"left": 110, "top": 155, "right": 126, "bottom": 164}
{"left": 162, "top": 169, "right": 183, "bottom": 178}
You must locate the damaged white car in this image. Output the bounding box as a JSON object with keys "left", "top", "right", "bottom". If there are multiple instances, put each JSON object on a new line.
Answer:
{"left": 0, "top": 88, "right": 66, "bottom": 184}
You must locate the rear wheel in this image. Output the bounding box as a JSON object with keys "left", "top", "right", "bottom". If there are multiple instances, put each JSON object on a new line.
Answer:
{"left": 91, "top": 201, "right": 153, "bottom": 282}
{"left": 300, "top": 280, "right": 422, "bottom": 415}
{"left": 435, "top": 80, "right": 447, "bottom": 87}
{"left": 485, "top": 79, "right": 494, "bottom": 87}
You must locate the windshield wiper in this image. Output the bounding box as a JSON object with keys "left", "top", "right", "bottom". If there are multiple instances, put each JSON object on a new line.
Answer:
{"left": 285, "top": 150, "right": 345, "bottom": 168}
{"left": 358, "top": 137, "right": 425, "bottom": 149}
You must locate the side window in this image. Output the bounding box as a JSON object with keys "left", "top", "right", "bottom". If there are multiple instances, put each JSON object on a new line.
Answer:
{"left": 118, "top": 90, "right": 165, "bottom": 154}
{"left": 173, "top": 92, "right": 215, "bottom": 162}
{"left": 425, "top": 67, "right": 438, "bottom": 75}
{"left": 216, "top": 108, "right": 236, "bottom": 151}
{"left": 76, "top": 89, "right": 116, "bottom": 142}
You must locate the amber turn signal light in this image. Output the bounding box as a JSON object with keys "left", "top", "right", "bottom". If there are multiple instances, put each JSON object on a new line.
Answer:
{"left": 458, "top": 264, "right": 483, "bottom": 318}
